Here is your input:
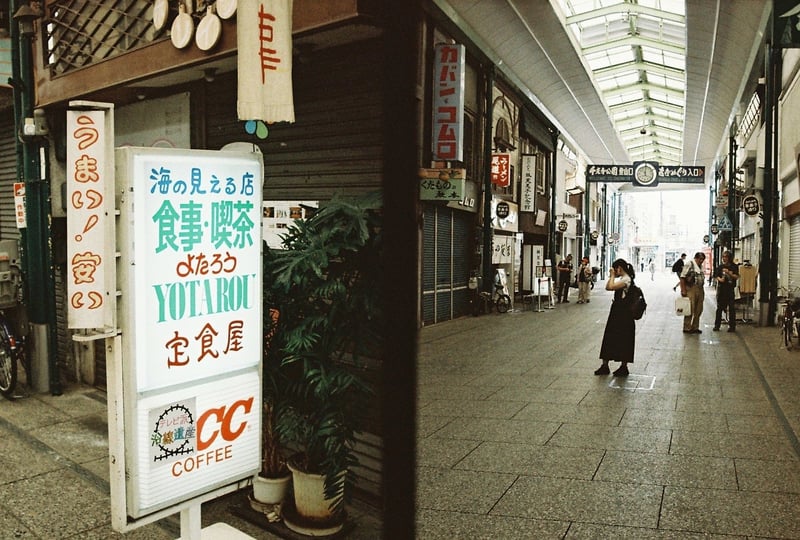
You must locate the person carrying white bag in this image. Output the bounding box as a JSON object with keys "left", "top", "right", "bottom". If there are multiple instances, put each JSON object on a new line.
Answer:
{"left": 679, "top": 252, "right": 706, "bottom": 334}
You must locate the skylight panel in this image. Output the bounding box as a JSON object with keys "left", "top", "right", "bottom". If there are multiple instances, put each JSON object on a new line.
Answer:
{"left": 555, "top": 0, "right": 687, "bottom": 164}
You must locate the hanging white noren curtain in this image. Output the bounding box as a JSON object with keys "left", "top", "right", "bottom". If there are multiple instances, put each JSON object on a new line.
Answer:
{"left": 237, "top": 0, "right": 295, "bottom": 123}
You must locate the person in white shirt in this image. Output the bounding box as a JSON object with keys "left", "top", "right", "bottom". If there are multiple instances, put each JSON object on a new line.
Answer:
{"left": 680, "top": 252, "right": 706, "bottom": 334}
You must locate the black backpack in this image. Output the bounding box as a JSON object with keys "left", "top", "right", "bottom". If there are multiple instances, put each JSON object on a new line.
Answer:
{"left": 626, "top": 282, "right": 647, "bottom": 320}
{"left": 671, "top": 259, "right": 684, "bottom": 273}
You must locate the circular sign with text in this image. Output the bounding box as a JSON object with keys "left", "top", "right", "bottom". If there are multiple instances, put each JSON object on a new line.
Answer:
{"left": 496, "top": 202, "right": 510, "bottom": 219}
{"left": 742, "top": 195, "right": 760, "bottom": 216}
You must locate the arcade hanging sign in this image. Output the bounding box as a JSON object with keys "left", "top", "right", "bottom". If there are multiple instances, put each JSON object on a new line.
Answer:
{"left": 586, "top": 162, "right": 705, "bottom": 186}
{"left": 775, "top": 0, "right": 800, "bottom": 48}
{"left": 742, "top": 194, "right": 761, "bottom": 216}
{"left": 432, "top": 43, "right": 465, "bottom": 161}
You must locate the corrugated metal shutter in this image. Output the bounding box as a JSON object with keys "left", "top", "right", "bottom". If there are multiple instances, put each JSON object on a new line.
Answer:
{"left": 789, "top": 215, "right": 800, "bottom": 286}
{"left": 202, "top": 40, "right": 385, "bottom": 507}
{"left": 435, "top": 210, "right": 453, "bottom": 322}
{"left": 422, "top": 207, "right": 436, "bottom": 323}
{"left": 0, "top": 113, "right": 20, "bottom": 241}
{"left": 422, "top": 205, "right": 473, "bottom": 325}
{"left": 453, "top": 214, "right": 471, "bottom": 316}
{"left": 204, "top": 39, "right": 383, "bottom": 201}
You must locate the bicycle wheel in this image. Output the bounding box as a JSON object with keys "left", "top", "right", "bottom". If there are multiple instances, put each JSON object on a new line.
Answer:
{"left": 496, "top": 294, "right": 511, "bottom": 314}
{"left": 0, "top": 342, "right": 16, "bottom": 398}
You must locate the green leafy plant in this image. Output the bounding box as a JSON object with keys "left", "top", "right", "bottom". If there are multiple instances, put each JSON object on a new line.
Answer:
{"left": 264, "top": 193, "right": 381, "bottom": 515}
{"left": 260, "top": 307, "right": 288, "bottom": 479}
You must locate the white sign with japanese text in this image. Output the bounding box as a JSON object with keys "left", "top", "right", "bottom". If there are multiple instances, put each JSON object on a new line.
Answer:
{"left": 66, "top": 108, "right": 114, "bottom": 329}
{"left": 115, "top": 147, "right": 263, "bottom": 518}
{"left": 520, "top": 154, "right": 535, "bottom": 212}
{"left": 492, "top": 234, "right": 515, "bottom": 265}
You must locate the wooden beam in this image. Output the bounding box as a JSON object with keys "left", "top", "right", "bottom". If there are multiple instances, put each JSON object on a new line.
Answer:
{"left": 34, "top": 0, "right": 376, "bottom": 107}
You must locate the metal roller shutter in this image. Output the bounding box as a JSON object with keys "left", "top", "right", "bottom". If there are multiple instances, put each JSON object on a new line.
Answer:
{"left": 0, "top": 114, "right": 20, "bottom": 240}
{"left": 789, "top": 215, "right": 800, "bottom": 287}
{"left": 203, "top": 39, "right": 383, "bottom": 201}
{"left": 422, "top": 204, "right": 473, "bottom": 325}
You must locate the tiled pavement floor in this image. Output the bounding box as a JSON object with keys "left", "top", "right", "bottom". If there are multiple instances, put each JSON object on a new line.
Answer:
{"left": 415, "top": 271, "right": 800, "bottom": 539}
{"left": 2, "top": 270, "right": 800, "bottom": 538}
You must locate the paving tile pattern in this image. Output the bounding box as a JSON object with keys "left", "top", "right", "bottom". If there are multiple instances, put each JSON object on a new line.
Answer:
{"left": 416, "top": 273, "right": 800, "bottom": 538}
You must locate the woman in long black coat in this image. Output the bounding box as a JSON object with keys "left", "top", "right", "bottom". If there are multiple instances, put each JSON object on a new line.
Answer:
{"left": 594, "top": 258, "right": 635, "bottom": 377}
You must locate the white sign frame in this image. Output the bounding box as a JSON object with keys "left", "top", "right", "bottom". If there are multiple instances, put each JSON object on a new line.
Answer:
{"left": 112, "top": 146, "right": 263, "bottom": 526}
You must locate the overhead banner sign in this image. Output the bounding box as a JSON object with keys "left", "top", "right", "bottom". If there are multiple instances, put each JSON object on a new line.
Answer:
{"left": 237, "top": 0, "right": 295, "bottom": 123}
{"left": 432, "top": 43, "right": 465, "bottom": 161}
{"left": 586, "top": 162, "right": 705, "bottom": 185}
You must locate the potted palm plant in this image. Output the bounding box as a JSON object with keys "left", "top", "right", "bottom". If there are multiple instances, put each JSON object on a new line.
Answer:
{"left": 263, "top": 194, "right": 381, "bottom": 532}
{"left": 251, "top": 305, "right": 291, "bottom": 514}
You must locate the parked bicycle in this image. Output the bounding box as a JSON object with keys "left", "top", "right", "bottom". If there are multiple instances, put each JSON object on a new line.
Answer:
{"left": 0, "top": 310, "right": 26, "bottom": 399}
{"left": 777, "top": 286, "right": 800, "bottom": 350}
{"left": 469, "top": 275, "right": 511, "bottom": 315}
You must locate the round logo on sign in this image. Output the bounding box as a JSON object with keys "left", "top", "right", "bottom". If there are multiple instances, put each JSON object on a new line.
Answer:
{"left": 496, "top": 202, "right": 510, "bottom": 219}
{"left": 591, "top": 230, "right": 599, "bottom": 240}
{"left": 742, "top": 195, "right": 760, "bottom": 216}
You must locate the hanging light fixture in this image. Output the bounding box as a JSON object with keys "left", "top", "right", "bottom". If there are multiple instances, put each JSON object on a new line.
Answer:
{"left": 13, "top": 2, "right": 43, "bottom": 38}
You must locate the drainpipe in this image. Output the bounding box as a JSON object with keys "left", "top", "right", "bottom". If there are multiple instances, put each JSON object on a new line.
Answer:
{"left": 583, "top": 183, "right": 590, "bottom": 257}
{"left": 728, "top": 135, "right": 737, "bottom": 254}
{"left": 481, "top": 66, "right": 494, "bottom": 293}
{"left": 548, "top": 133, "right": 558, "bottom": 282}
{"left": 600, "top": 183, "right": 606, "bottom": 279}
{"left": 10, "top": 0, "right": 60, "bottom": 394}
{"left": 759, "top": 41, "right": 776, "bottom": 326}
{"left": 768, "top": 47, "right": 782, "bottom": 325}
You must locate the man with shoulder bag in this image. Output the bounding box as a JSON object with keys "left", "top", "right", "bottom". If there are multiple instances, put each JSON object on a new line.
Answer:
{"left": 680, "top": 252, "right": 706, "bottom": 334}
{"left": 713, "top": 250, "right": 739, "bottom": 332}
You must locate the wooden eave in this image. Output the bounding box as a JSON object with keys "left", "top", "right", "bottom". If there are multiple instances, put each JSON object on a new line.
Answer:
{"left": 34, "top": 0, "right": 381, "bottom": 108}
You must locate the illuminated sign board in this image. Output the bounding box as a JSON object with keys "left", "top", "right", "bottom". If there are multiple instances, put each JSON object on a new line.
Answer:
{"left": 116, "top": 147, "right": 263, "bottom": 518}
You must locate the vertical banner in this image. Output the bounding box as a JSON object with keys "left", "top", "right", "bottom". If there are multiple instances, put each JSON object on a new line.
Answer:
{"left": 237, "top": 0, "right": 295, "bottom": 123}
{"left": 520, "top": 154, "right": 536, "bottom": 212}
{"left": 491, "top": 153, "right": 511, "bottom": 187}
{"left": 66, "top": 109, "right": 110, "bottom": 329}
{"left": 13, "top": 183, "right": 25, "bottom": 229}
{"left": 117, "top": 148, "right": 263, "bottom": 517}
{"left": 432, "top": 43, "right": 465, "bottom": 161}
